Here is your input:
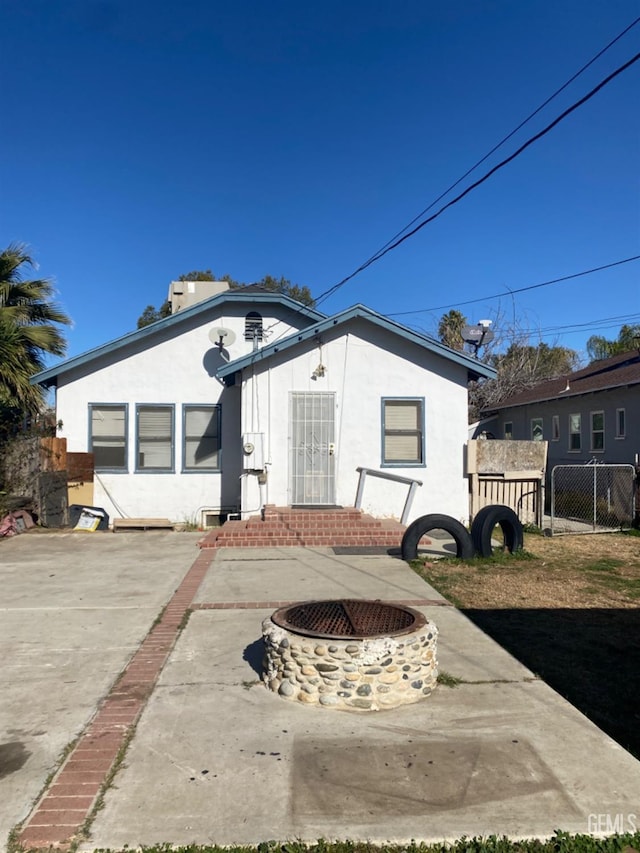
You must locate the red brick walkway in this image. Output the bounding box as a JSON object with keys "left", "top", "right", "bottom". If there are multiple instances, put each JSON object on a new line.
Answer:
{"left": 17, "top": 549, "right": 215, "bottom": 850}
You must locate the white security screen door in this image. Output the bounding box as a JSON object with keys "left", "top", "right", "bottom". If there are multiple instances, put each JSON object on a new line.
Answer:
{"left": 289, "top": 392, "right": 335, "bottom": 505}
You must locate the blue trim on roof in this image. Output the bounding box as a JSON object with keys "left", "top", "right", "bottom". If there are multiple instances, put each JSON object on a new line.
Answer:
{"left": 31, "top": 291, "right": 326, "bottom": 386}
{"left": 216, "top": 304, "right": 496, "bottom": 381}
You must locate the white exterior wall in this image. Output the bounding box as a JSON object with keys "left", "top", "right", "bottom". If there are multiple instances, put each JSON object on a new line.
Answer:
{"left": 55, "top": 307, "right": 304, "bottom": 524}
{"left": 239, "top": 322, "right": 471, "bottom": 524}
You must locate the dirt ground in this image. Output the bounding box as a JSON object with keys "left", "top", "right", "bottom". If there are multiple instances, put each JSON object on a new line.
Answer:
{"left": 414, "top": 531, "right": 640, "bottom": 761}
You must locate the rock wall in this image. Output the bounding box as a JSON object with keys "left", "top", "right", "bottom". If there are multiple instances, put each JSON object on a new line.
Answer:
{"left": 262, "top": 617, "right": 438, "bottom": 711}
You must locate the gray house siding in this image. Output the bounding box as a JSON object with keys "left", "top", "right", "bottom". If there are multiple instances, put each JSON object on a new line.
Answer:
{"left": 493, "top": 386, "right": 639, "bottom": 469}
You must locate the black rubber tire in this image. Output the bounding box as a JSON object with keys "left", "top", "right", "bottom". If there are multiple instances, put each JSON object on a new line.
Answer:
{"left": 401, "top": 513, "right": 475, "bottom": 561}
{"left": 471, "top": 504, "right": 524, "bottom": 557}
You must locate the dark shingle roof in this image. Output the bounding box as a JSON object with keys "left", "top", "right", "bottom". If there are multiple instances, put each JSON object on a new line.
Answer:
{"left": 489, "top": 349, "right": 640, "bottom": 411}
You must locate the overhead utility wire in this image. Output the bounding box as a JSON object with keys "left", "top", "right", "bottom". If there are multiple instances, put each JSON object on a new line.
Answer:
{"left": 314, "top": 50, "right": 640, "bottom": 306}
{"left": 481, "top": 313, "right": 640, "bottom": 343}
{"left": 388, "top": 255, "right": 640, "bottom": 316}
{"left": 348, "top": 15, "right": 640, "bottom": 274}
{"left": 540, "top": 311, "right": 640, "bottom": 334}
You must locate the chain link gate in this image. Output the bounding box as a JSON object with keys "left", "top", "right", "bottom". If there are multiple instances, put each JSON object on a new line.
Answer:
{"left": 550, "top": 463, "right": 636, "bottom": 534}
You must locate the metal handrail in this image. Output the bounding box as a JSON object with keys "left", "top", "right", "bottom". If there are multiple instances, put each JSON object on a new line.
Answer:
{"left": 354, "top": 466, "right": 423, "bottom": 525}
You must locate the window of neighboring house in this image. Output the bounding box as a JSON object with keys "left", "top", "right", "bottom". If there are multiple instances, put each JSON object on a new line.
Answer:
{"left": 244, "top": 312, "right": 263, "bottom": 342}
{"left": 569, "top": 413, "right": 581, "bottom": 451}
{"left": 381, "top": 398, "right": 425, "bottom": 466}
{"left": 531, "top": 418, "right": 543, "bottom": 441}
{"left": 591, "top": 411, "right": 605, "bottom": 452}
{"left": 136, "top": 405, "right": 174, "bottom": 471}
{"left": 504, "top": 422, "right": 513, "bottom": 440}
{"left": 616, "top": 408, "right": 626, "bottom": 439}
{"left": 552, "top": 414, "right": 560, "bottom": 441}
{"left": 89, "top": 404, "right": 127, "bottom": 470}
{"left": 183, "top": 405, "right": 221, "bottom": 471}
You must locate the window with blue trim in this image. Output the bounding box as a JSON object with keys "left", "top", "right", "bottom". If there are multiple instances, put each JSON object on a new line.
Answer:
{"left": 382, "top": 398, "right": 424, "bottom": 466}
{"left": 90, "top": 404, "right": 127, "bottom": 470}
{"left": 136, "top": 405, "right": 174, "bottom": 471}
{"left": 183, "top": 405, "right": 221, "bottom": 471}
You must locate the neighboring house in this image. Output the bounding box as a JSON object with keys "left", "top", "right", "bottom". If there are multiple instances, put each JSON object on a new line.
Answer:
{"left": 477, "top": 349, "right": 640, "bottom": 470}
{"left": 32, "top": 285, "right": 495, "bottom": 527}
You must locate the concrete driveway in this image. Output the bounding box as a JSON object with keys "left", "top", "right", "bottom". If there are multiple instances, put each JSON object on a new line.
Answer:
{"left": 2, "top": 535, "right": 640, "bottom": 849}
{"left": 0, "top": 531, "right": 202, "bottom": 848}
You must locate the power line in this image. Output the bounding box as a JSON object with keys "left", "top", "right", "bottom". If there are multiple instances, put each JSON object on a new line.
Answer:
{"left": 388, "top": 255, "right": 640, "bottom": 316}
{"left": 493, "top": 313, "right": 640, "bottom": 342}
{"left": 408, "top": 311, "right": 640, "bottom": 348}
{"left": 349, "top": 15, "right": 640, "bottom": 274}
{"left": 315, "top": 50, "right": 640, "bottom": 306}
{"left": 535, "top": 312, "right": 640, "bottom": 335}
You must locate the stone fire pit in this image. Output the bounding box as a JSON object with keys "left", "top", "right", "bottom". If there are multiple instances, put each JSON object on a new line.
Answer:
{"left": 261, "top": 599, "right": 438, "bottom": 711}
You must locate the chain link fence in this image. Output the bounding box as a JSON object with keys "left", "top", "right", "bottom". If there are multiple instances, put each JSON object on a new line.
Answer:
{"left": 550, "top": 463, "right": 636, "bottom": 535}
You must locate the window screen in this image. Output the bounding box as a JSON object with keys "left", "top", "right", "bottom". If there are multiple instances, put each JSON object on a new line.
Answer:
{"left": 184, "top": 406, "right": 221, "bottom": 470}
{"left": 90, "top": 405, "right": 127, "bottom": 470}
{"left": 382, "top": 399, "right": 424, "bottom": 465}
{"left": 137, "top": 405, "right": 173, "bottom": 470}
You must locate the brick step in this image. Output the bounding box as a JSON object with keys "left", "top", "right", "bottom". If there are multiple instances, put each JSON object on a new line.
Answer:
{"left": 218, "top": 528, "right": 403, "bottom": 541}
{"left": 263, "top": 507, "right": 364, "bottom": 522}
{"left": 267, "top": 515, "right": 367, "bottom": 525}
{"left": 199, "top": 506, "right": 407, "bottom": 550}
{"left": 245, "top": 518, "right": 290, "bottom": 530}
{"left": 276, "top": 519, "right": 396, "bottom": 529}
{"left": 215, "top": 533, "right": 300, "bottom": 545}
{"left": 258, "top": 519, "right": 405, "bottom": 533}
{"left": 235, "top": 521, "right": 404, "bottom": 536}
{"left": 300, "top": 535, "right": 402, "bottom": 547}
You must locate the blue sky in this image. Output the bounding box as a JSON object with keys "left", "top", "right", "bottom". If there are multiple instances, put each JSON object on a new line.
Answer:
{"left": 2, "top": 0, "right": 639, "bottom": 362}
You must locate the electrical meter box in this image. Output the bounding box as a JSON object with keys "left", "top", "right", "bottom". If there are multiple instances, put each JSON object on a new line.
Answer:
{"left": 242, "top": 432, "right": 265, "bottom": 469}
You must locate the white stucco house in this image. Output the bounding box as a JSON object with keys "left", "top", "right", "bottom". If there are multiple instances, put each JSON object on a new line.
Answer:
{"left": 32, "top": 284, "right": 495, "bottom": 527}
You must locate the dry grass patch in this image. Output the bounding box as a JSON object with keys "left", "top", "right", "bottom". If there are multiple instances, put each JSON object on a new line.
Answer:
{"left": 415, "top": 532, "right": 640, "bottom": 610}
{"left": 412, "top": 531, "right": 640, "bottom": 760}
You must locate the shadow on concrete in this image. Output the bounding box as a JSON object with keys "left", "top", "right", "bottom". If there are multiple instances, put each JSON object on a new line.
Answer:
{"left": 243, "top": 637, "right": 265, "bottom": 677}
{"left": 0, "top": 742, "right": 31, "bottom": 781}
{"left": 462, "top": 607, "right": 640, "bottom": 759}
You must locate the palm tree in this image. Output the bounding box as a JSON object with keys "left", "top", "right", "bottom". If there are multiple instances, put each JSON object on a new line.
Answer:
{"left": 0, "top": 243, "right": 71, "bottom": 415}
{"left": 587, "top": 323, "right": 640, "bottom": 362}
{"left": 438, "top": 309, "right": 467, "bottom": 351}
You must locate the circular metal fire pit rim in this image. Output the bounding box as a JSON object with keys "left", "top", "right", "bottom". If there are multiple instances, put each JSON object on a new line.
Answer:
{"left": 270, "top": 598, "right": 428, "bottom": 640}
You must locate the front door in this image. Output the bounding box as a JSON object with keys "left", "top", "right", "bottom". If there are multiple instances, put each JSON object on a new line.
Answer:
{"left": 289, "top": 392, "right": 336, "bottom": 505}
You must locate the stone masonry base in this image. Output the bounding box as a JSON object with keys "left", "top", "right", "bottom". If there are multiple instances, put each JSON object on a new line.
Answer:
{"left": 262, "top": 616, "right": 438, "bottom": 711}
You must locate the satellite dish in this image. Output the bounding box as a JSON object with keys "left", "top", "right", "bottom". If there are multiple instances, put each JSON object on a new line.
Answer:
{"left": 209, "top": 326, "right": 236, "bottom": 348}
{"left": 462, "top": 324, "right": 495, "bottom": 345}
{"left": 461, "top": 324, "right": 495, "bottom": 357}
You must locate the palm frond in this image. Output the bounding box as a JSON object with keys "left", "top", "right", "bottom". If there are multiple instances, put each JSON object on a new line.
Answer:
{"left": 0, "top": 244, "right": 70, "bottom": 418}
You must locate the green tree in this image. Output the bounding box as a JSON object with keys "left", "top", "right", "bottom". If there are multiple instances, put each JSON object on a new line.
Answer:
{"left": 136, "top": 301, "right": 171, "bottom": 329}
{"left": 437, "top": 309, "right": 467, "bottom": 351}
{"left": 586, "top": 324, "right": 640, "bottom": 362}
{"left": 178, "top": 270, "right": 217, "bottom": 282}
{"left": 243, "top": 274, "right": 314, "bottom": 307}
{"left": 0, "top": 244, "right": 71, "bottom": 417}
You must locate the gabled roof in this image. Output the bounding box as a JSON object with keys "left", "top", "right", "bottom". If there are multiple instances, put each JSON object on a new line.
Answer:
{"left": 32, "top": 291, "right": 325, "bottom": 387}
{"left": 489, "top": 349, "right": 640, "bottom": 411}
{"left": 216, "top": 304, "right": 496, "bottom": 382}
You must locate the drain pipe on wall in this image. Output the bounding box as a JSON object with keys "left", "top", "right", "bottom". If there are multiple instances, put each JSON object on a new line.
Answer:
{"left": 237, "top": 472, "right": 266, "bottom": 520}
